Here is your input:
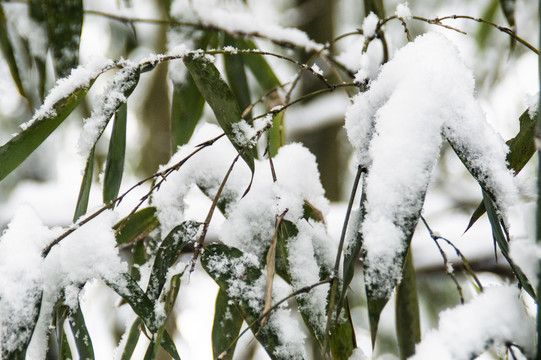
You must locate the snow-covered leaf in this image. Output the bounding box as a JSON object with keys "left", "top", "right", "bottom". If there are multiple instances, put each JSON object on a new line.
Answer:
{"left": 183, "top": 54, "right": 257, "bottom": 172}
{"left": 103, "top": 102, "right": 127, "bottom": 204}
{"left": 212, "top": 289, "right": 243, "bottom": 360}
{"left": 146, "top": 221, "right": 201, "bottom": 302}
{"left": 67, "top": 301, "right": 94, "bottom": 360}
{"left": 0, "top": 84, "right": 90, "bottom": 181}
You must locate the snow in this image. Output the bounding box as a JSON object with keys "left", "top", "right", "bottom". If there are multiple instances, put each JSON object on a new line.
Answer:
{"left": 362, "top": 13, "right": 379, "bottom": 38}
{"left": 395, "top": 3, "right": 412, "bottom": 20}
{"left": 0, "top": 205, "right": 127, "bottom": 357}
{"left": 344, "top": 32, "right": 518, "bottom": 297}
{"left": 77, "top": 62, "right": 139, "bottom": 159}
{"left": 411, "top": 286, "right": 535, "bottom": 360}
{"left": 20, "top": 57, "right": 114, "bottom": 131}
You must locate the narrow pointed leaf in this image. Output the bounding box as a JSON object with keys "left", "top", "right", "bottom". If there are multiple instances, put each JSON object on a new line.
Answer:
{"left": 202, "top": 244, "right": 289, "bottom": 360}
{"left": 395, "top": 249, "right": 420, "bottom": 360}
{"left": 43, "top": 0, "right": 83, "bottom": 77}
{"left": 0, "top": 85, "right": 90, "bottom": 181}
{"left": 146, "top": 221, "right": 201, "bottom": 301}
{"left": 466, "top": 109, "right": 537, "bottom": 231}
{"left": 212, "top": 289, "right": 243, "bottom": 360}
{"left": 73, "top": 147, "right": 95, "bottom": 222}
{"left": 68, "top": 301, "right": 95, "bottom": 360}
{"left": 499, "top": 0, "right": 516, "bottom": 27}
{"left": 0, "top": 5, "right": 25, "bottom": 97}
{"left": 223, "top": 35, "right": 252, "bottom": 117}
{"left": 171, "top": 77, "right": 205, "bottom": 149}
{"left": 103, "top": 103, "right": 128, "bottom": 204}
{"left": 363, "top": 0, "right": 385, "bottom": 17}
{"left": 161, "top": 331, "right": 181, "bottom": 360}
{"left": 114, "top": 207, "right": 159, "bottom": 246}
{"left": 121, "top": 318, "right": 142, "bottom": 360}
{"left": 483, "top": 193, "right": 536, "bottom": 300}
{"left": 329, "top": 302, "right": 356, "bottom": 360}
{"left": 183, "top": 54, "right": 257, "bottom": 171}
{"left": 107, "top": 273, "right": 159, "bottom": 333}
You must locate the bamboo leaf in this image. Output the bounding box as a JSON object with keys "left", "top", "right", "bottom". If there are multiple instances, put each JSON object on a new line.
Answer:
{"left": 171, "top": 76, "right": 205, "bottom": 149}
{"left": 103, "top": 103, "right": 128, "bottom": 204}
{"left": 73, "top": 147, "right": 95, "bottom": 222}
{"left": 212, "top": 289, "right": 243, "bottom": 360}
{"left": 161, "top": 331, "right": 181, "bottom": 360}
{"left": 0, "top": 5, "right": 25, "bottom": 97}
{"left": 395, "top": 249, "right": 420, "bottom": 360}
{"left": 466, "top": 109, "right": 537, "bottom": 231}
{"left": 363, "top": 0, "right": 385, "bottom": 18}
{"left": 183, "top": 54, "right": 257, "bottom": 171}
{"left": 107, "top": 273, "right": 159, "bottom": 333}
{"left": 120, "top": 318, "right": 142, "bottom": 360}
{"left": 43, "top": 0, "right": 84, "bottom": 78}
{"left": 329, "top": 302, "right": 356, "bottom": 360}
{"left": 483, "top": 192, "right": 536, "bottom": 300}
{"left": 114, "top": 207, "right": 160, "bottom": 246}
{"left": 223, "top": 35, "right": 252, "bottom": 117}
{"left": 68, "top": 300, "right": 95, "bottom": 360}
{"left": 146, "top": 221, "right": 201, "bottom": 301}
{"left": 202, "top": 244, "right": 291, "bottom": 360}
{"left": 0, "top": 85, "right": 90, "bottom": 182}
{"left": 499, "top": 0, "right": 516, "bottom": 27}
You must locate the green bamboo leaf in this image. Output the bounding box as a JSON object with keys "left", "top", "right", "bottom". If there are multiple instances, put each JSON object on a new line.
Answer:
{"left": 73, "top": 147, "right": 95, "bottom": 222}
{"left": 103, "top": 103, "right": 128, "bottom": 204}
{"left": 43, "top": 0, "right": 83, "bottom": 77}
{"left": 223, "top": 35, "right": 252, "bottom": 117}
{"left": 466, "top": 109, "right": 537, "bottom": 231}
{"left": 212, "top": 289, "right": 243, "bottom": 360}
{"left": 476, "top": 0, "right": 499, "bottom": 50}
{"left": 499, "top": 0, "right": 516, "bottom": 27}
{"left": 107, "top": 273, "right": 159, "bottom": 333}
{"left": 183, "top": 54, "right": 257, "bottom": 171}
{"left": 143, "top": 339, "right": 157, "bottom": 360}
{"left": 0, "top": 5, "right": 25, "bottom": 97}
{"left": 363, "top": 0, "right": 385, "bottom": 18}
{"left": 114, "top": 207, "right": 160, "bottom": 246}
{"left": 120, "top": 318, "right": 142, "bottom": 360}
{"left": 171, "top": 76, "right": 205, "bottom": 149}
{"left": 161, "top": 331, "right": 181, "bottom": 360}
{"left": 146, "top": 221, "right": 201, "bottom": 301}
{"left": 55, "top": 305, "right": 72, "bottom": 360}
{"left": 329, "top": 302, "right": 356, "bottom": 360}
{"left": 201, "top": 244, "right": 290, "bottom": 360}
{"left": 483, "top": 193, "right": 536, "bottom": 300}
{"left": 0, "top": 84, "right": 90, "bottom": 182}
{"left": 68, "top": 301, "right": 95, "bottom": 360}
{"left": 395, "top": 249, "right": 420, "bottom": 360}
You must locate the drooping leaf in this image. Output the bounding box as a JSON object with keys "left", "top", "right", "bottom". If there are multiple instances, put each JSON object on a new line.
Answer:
{"left": 54, "top": 304, "right": 72, "bottom": 360}
{"left": 161, "top": 331, "right": 181, "bottom": 360}
{"left": 499, "top": 0, "right": 516, "bottom": 27}
{"left": 483, "top": 193, "right": 536, "bottom": 300}
{"left": 466, "top": 109, "right": 536, "bottom": 231}
{"left": 107, "top": 273, "right": 159, "bottom": 333}
{"left": 0, "top": 84, "right": 91, "bottom": 182}
{"left": 475, "top": 0, "right": 499, "bottom": 50}
{"left": 329, "top": 302, "right": 356, "bottom": 360}
{"left": 183, "top": 54, "right": 257, "bottom": 171}
{"left": 171, "top": 76, "right": 205, "bottom": 149}
{"left": 223, "top": 35, "right": 252, "bottom": 117}
{"left": 120, "top": 318, "right": 142, "bottom": 360}
{"left": 146, "top": 221, "right": 201, "bottom": 301}
{"left": 363, "top": 0, "right": 385, "bottom": 18}
{"left": 103, "top": 103, "right": 128, "bottom": 204}
{"left": 68, "top": 300, "right": 95, "bottom": 360}
{"left": 395, "top": 249, "right": 421, "bottom": 360}
{"left": 212, "top": 289, "right": 244, "bottom": 360}
{"left": 42, "top": 0, "right": 84, "bottom": 78}
{"left": 202, "top": 244, "right": 297, "bottom": 360}
{"left": 0, "top": 5, "right": 25, "bottom": 97}
{"left": 73, "top": 147, "right": 95, "bottom": 222}
{"left": 114, "top": 207, "right": 160, "bottom": 246}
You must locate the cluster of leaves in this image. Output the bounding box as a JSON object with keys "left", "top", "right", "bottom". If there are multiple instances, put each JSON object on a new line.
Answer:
{"left": 0, "top": 0, "right": 538, "bottom": 359}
